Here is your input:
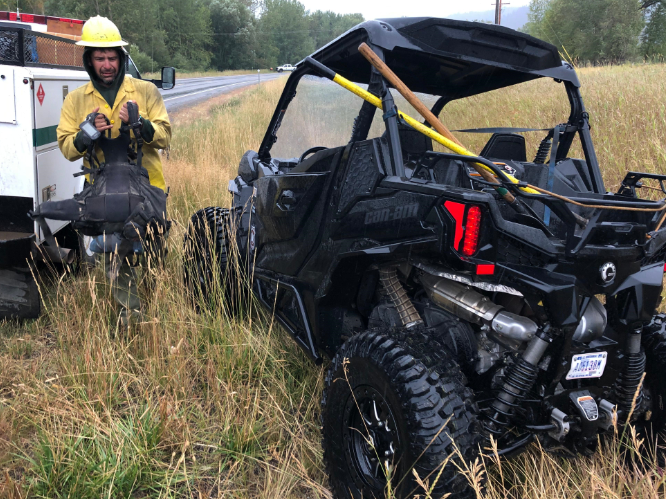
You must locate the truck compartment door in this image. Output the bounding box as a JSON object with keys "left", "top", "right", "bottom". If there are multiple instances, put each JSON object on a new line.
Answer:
{"left": 0, "top": 68, "right": 16, "bottom": 124}
{"left": 32, "top": 77, "right": 87, "bottom": 240}
{"left": 35, "top": 147, "right": 84, "bottom": 238}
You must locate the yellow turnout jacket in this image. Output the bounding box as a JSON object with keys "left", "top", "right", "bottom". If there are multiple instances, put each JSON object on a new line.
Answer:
{"left": 57, "top": 76, "right": 171, "bottom": 191}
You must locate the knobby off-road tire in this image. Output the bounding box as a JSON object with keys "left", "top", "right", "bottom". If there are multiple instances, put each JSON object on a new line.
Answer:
{"left": 321, "top": 329, "right": 481, "bottom": 499}
{"left": 641, "top": 313, "right": 666, "bottom": 455}
{"left": 183, "top": 207, "right": 235, "bottom": 310}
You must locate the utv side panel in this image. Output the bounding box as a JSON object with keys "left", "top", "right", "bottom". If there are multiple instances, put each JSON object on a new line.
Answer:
{"left": 334, "top": 140, "right": 385, "bottom": 216}
{"left": 253, "top": 147, "right": 344, "bottom": 275}
{"left": 254, "top": 173, "right": 329, "bottom": 242}
{"left": 333, "top": 192, "right": 436, "bottom": 242}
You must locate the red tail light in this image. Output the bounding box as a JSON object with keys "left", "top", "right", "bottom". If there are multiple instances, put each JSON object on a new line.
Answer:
{"left": 462, "top": 206, "right": 482, "bottom": 256}
{"left": 443, "top": 201, "right": 484, "bottom": 256}
{"left": 444, "top": 201, "right": 465, "bottom": 250}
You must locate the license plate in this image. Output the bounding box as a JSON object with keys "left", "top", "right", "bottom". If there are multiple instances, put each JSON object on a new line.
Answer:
{"left": 566, "top": 352, "right": 607, "bottom": 380}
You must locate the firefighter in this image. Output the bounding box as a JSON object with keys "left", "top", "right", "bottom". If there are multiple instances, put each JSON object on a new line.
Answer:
{"left": 57, "top": 15, "right": 171, "bottom": 327}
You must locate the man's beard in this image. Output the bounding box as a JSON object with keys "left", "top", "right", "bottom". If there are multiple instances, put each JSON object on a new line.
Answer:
{"left": 98, "top": 69, "right": 116, "bottom": 85}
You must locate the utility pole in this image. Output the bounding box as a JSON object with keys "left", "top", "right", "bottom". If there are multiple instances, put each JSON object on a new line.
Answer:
{"left": 492, "top": 0, "right": 509, "bottom": 25}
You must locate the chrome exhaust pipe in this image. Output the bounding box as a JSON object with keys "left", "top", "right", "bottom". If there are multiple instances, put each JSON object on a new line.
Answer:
{"left": 420, "top": 272, "right": 537, "bottom": 342}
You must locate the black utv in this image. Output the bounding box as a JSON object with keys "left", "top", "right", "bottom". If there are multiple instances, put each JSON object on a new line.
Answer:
{"left": 184, "top": 17, "right": 666, "bottom": 498}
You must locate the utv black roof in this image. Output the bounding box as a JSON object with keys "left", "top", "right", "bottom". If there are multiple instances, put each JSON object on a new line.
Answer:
{"left": 303, "top": 17, "right": 579, "bottom": 99}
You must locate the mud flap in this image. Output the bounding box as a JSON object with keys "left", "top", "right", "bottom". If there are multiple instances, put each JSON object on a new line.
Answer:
{"left": 0, "top": 267, "right": 41, "bottom": 319}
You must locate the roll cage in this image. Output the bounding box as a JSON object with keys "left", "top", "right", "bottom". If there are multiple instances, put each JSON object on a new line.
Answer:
{"left": 258, "top": 18, "right": 603, "bottom": 192}
{"left": 257, "top": 18, "right": 666, "bottom": 254}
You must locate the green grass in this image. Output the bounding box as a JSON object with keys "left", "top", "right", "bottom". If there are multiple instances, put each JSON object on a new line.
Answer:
{"left": 2, "top": 64, "right": 666, "bottom": 497}
{"left": 26, "top": 406, "right": 179, "bottom": 498}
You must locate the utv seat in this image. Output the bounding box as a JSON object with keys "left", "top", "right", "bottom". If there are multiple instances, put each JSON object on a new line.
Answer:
{"left": 380, "top": 123, "right": 433, "bottom": 161}
{"left": 398, "top": 123, "right": 432, "bottom": 158}
{"left": 432, "top": 158, "right": 468, "bottom": 188}
{"left": 480, "top": 133, "right": 527, "bottom": 162}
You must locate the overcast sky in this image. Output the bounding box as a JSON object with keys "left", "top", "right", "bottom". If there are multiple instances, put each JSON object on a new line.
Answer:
{"left": 299, "top": 0, "right": 532, "bottom": 20}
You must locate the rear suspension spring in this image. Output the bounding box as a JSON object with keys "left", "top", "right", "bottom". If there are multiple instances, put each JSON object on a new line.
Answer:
{"left": 379, "top": 267, "right": 423, "bottom": 329}
{"left": 483, "top": 333, "right": 551, "bottom": 438}
{"left": 616, "top": 327, "right": 646, "bottom": 416}
{"left": 484, "top": 358, "right": 540, "bottom": 436}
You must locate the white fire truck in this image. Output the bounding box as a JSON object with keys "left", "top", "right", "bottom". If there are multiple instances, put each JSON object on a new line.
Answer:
{"left": 0, "top": 12, "right": 175, "bottom": 318}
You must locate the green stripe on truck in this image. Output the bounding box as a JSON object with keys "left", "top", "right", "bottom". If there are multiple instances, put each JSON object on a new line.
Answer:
{"left": 32, "top": 125, "right": 58, "bottom": 147}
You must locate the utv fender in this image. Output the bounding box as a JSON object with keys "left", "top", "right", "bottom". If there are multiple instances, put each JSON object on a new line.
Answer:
{"left": 610, "top": 262, "right": 664, "bottom": 324}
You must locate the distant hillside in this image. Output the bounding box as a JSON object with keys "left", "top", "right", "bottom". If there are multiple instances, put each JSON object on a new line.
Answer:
{"left": 447, "top": 5, "right": 529, "bottom": 31}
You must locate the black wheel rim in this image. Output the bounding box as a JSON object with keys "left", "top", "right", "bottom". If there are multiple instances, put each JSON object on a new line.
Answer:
{"left": 343, "top": 384, "right": 401, "bottom": 493}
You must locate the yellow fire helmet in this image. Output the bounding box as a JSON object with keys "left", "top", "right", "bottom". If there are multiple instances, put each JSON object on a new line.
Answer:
{"left": 76, "top": 16, "right": 128, "bottom": 47}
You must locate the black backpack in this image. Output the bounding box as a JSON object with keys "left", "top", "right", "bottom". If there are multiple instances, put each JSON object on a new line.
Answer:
{"left": 30, "top": 103, "right": 169, "bottom": 259}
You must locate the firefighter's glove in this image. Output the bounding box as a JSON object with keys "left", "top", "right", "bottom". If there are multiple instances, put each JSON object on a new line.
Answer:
{"left": 74, "top": 130, "right": 91, "bottom": 153}
{"left": 139, "top": 117, "right": 155, "bottom": 143}
{"left": 119, "top": 101, "right": 155, "bottom": 142}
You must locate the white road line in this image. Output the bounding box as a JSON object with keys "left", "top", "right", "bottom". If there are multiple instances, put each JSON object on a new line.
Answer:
{"left": 164, "top": 82, "right": 243, "bottom": 102}
{"left": 163, "top": 78, "right": 271, "bottom": 102}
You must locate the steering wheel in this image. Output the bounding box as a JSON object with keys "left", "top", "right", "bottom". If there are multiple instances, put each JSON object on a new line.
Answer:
{"left": 298, "top": 146, "right": 328, "bottom": 163}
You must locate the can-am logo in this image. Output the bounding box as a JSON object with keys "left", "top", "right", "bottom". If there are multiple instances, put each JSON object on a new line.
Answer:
{"left": 600, "top": 262, "right": 616, "bottom": 283}
{"left": 364, "top": 203, "right": 418, "bottom": 225}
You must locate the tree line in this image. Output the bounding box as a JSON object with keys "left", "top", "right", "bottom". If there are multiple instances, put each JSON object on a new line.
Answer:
{"left": 1, "top": 0, "right": 364, "bottom": 72}
{"left": 14, "top": 0, "right": 666, "bottom": 70}
{"left": 525, "top": 0, "right": 666, "bottom": 63}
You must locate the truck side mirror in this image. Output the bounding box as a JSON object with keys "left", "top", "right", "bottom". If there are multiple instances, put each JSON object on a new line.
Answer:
{"left": 161, "top": 67, "right": 175, "bottom": 90}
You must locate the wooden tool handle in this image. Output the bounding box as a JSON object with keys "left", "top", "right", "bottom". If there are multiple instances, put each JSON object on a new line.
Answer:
{"left": 358, "top": 42, "right": 464, "bottom": 148}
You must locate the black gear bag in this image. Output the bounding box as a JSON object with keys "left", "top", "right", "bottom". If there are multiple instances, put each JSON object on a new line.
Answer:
{"left": 30, "top": 102, "right": 169, "bottom": 259}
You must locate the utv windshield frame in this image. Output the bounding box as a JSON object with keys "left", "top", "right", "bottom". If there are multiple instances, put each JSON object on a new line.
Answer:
{"left": 258, "top": 17, "right": 605, "bottom": 194}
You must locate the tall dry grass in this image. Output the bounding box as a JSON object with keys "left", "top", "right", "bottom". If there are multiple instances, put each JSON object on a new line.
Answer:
{"left": 1, "top": 63, "right": 666, "bottom": 498}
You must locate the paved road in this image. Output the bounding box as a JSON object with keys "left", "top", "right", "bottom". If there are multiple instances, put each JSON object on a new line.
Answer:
{"left": 159, "top": 73, "right": 282, "bottom": 113}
